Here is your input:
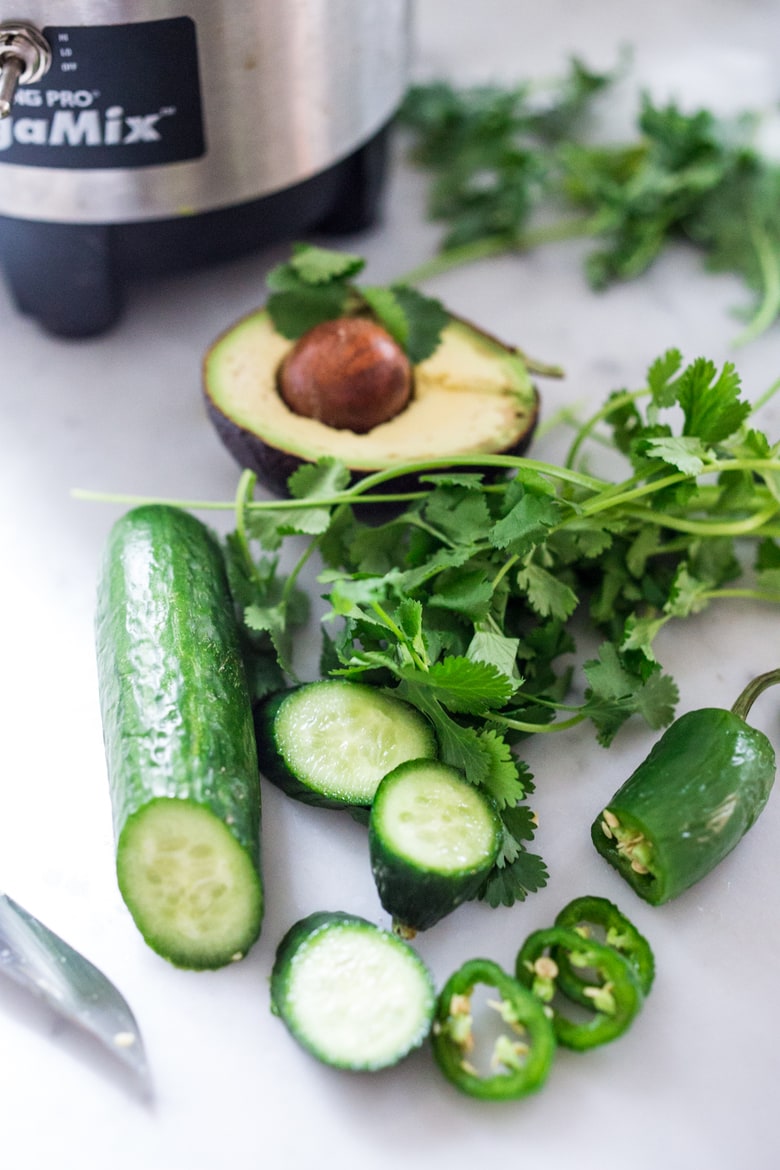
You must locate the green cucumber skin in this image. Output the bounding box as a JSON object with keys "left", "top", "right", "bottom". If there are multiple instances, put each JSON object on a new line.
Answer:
{"left": 95, "top": 504, "right": 263, "bottom": 960}
{"left": 369, "top": 842, "right": 493, "bottom": 932}
{"left": 369, "top": 761, "right": 502, "bottom": 932}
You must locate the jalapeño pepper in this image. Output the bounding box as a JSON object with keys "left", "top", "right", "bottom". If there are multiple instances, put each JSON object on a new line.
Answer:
{"left": 591, "top": 669, "right": 779, "bottom": 905}
{"left": 431, "top": 958, "right": 556, "bottom": 1100}
{"left": 515, "top": 926, "right": 643, "bottom": 1050}
{"left": 554, "top": 894, "right": 655, "bottom": 997}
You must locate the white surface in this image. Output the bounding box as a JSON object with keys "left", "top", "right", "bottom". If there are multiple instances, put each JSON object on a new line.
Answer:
{"left": 2, "top": 2, "right": 780, "bottom": 1167}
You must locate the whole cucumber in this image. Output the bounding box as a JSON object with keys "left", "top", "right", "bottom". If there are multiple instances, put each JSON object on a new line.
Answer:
{"left": 95, "top": 504, "right": 263, "bottom": 969}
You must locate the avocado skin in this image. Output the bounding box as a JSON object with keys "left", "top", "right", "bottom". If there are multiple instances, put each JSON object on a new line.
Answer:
{"left": 206, "top": 399, "right": 308, "bottom": 494}
{"left": 206, "top": 394, "right": 539, "bottom": 497}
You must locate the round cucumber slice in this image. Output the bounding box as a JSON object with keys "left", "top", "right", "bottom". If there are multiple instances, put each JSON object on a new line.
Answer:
{"left": 369, "top": 759, "right": 503, "bottom": 933}
{"left": 270, "top": 911, "right": 436, "bottom": 1070}
{"left": 256, "top": 680, "right": 437, "bottom": 808}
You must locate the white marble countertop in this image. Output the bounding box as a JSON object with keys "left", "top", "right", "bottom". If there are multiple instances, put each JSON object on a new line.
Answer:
{"left": 2, "top": 2, "right": 780, "bottom": 1168}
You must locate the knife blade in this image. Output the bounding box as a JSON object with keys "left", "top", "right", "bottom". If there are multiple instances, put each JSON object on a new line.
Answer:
{"left": 0, "top": 890, "right": 152, "bottom": 1096}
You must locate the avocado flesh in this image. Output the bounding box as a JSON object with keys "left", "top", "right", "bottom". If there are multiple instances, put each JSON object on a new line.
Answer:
{"left": 203, "top": 309, "right": 539, "bottom": 492}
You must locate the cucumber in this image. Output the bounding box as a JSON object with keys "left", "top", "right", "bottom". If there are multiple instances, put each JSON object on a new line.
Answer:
{"left": 369, "top": 759, "right": 503, "bottom": 934}
{"left": 270, "top": 911, "right": 436, "bottom": 1070}
{"left": 95, "top": 504, "right": 264, "bottom": 970}
{"left": 255, "top": 679, "right": 437, "bottom": 808}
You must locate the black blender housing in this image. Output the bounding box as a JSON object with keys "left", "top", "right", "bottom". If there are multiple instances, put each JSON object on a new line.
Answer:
{"left": 0, "top": 125, "right": 391, "bottom": 338}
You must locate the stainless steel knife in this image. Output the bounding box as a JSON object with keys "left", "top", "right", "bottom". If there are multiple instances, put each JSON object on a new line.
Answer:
{"left": 0, "top": 890, "right": 152, "bottom": 1096}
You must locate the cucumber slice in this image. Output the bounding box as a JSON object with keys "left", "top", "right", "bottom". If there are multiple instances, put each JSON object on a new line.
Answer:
{"left": 369, "top": 759, "right": 503, "bottom": 933}
{"left": 255, "top": 680, "right": 437, "bottom": 808}
{"left": 270, "top": 911, "right": 436, "bottom": 1070}
{"left": 95, "top": 505, "right": 263, "bottom": 969}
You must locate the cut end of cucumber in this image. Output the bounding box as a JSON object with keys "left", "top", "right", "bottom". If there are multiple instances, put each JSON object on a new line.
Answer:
{"left": 270, "top": 681, "right": 436, "bottom": 806}
{"left": 116, "top": 798, "right": 263, "bottom": 969}
{"left": 272, "top": 913, "right": 435, "bottom": 1070}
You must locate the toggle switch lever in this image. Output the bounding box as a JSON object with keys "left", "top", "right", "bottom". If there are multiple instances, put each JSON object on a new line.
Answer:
{"left": 0, "top": 22, "right": 51, "bottom": 118}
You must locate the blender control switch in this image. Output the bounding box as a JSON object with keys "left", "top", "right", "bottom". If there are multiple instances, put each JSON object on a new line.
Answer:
{"left": 0, "top": 21, "right": 51, "bottom": 119}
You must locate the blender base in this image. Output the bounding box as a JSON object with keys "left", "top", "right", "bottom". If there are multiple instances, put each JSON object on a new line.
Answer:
{"left": 0, "top": 123, "right": 391, "bottom": 338}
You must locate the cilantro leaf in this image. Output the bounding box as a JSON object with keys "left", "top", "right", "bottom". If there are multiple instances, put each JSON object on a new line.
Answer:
{"left": 490, "top": 491, "right": 564, "bottom": 556}
{"left": 387, "top": 285, "right": 450, "bottom": 364}
{"left": 265, "top": 286, "right": 350, "bottom": 339}
{"left": 400, "top": 656, "right": 517, "bottom": 714}
{"left": 359, "top": 285, "right": 411, "bottom": 349}
{"left": 287, "top": 457, "right": 352, "bottom": 499}
{"left": 676, "top": 358, "right": 751, "bottom": 443}
{"left": 620, "top": 613, "right": 668, "bottom": 662}
{"left": 646, "top": 347, "right": 685, "bottom": 407}
{"left": 516, "top": 561, "right": 579, "bottom": 621}
{"left": 467, "top": 629, "right": 522, "bottom": 683}
{"left": 428, "top": 566, "right": 495, "bottom": 620}
{"left": 478, "top": 849, "right": 549, "bottom": 908}
{"left": 663, "top": 563, "right": 713, "bottom": 619}
{"left": 637, "top": 435, "right": 709, "bottom": 475}
{"left": 422, "top": 482, "right": 493, "bottom": 545}
{"left": 289, "top": 243, "right": 365, "bottom": 284}
{"left": 583, "top": 643, "right": 678, "bottom": 744}
{"left": 632, "top": 668, "right": 680, "bottom": 731}
{"left": 473, "top": 728, "right": 528, "bottom": 808}
{"left": 222, "top": 530, "right": 308, "bottom": 692}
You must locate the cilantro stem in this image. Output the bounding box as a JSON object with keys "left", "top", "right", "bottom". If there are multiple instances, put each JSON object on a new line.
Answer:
{"left": 572, "top": 457, "right": 780, "bottom": 521}
{"left": 491, "top": 554, "right": 520, "bottom": 592}
{"left": 731, "top": 217, "right": 780, "bottom": 348}
{"left": 752, "top": 374, "right": 780, "bottom": 414}
{"left": 564, "top": 388, "right": 648, "bottom": 471}
{"left": 490, "top": 711, "right": 586, "bottom": 735}
{"left": 72, "top": 485, "right": 431, "bottom": 510}
{"left": 397, "top": 216, "right": 598, "bottom": 287}
{"left": 340, "top": 453, "right": 606, "bottom": 498}
{"left": 370, "top": 602, "right": 429, "bottom": 672}
{"left": 619, "top": 501, "right": 780, "bottom": 537}
{"left": 575, "top": 469, "right": 687, "bottom": 516}
{"left": 234, "top": 470, "right": 263, "bottom": 583}
{"left": 74, "top": 454, "right": 609, "bottom": 516}
{"left": 703, "top": 586, "right": 780, "bottom": 604}
{"left": 71, "top": 488, "right": 238, "bottom": 510}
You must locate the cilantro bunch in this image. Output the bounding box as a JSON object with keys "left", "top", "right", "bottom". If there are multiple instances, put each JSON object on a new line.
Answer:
{"left": 222, "top": 348, "right": 780, "bottom": 908}
{"left": 263, "top": 242, "right": 449, "bottom": 363}
{"left": 398, "top": 59, "right": 780, "bottom": 344}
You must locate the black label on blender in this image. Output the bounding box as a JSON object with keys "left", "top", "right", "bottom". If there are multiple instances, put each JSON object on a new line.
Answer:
{"left": 0, "top": 18, "right": 205, "bottom": 168}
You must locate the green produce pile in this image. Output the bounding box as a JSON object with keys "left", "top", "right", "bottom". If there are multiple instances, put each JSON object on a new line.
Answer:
{"left": 84, "top": 344, "right": 780, "bottom": 910}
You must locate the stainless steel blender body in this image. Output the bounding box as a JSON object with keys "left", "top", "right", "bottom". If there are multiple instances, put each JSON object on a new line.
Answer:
{"left": 0, "top": 1, "right": 411, "bottom": 333}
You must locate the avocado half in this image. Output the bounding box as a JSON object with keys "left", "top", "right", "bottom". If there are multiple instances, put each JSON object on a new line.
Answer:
{"left": 203, "top": 308, "right": 541, "bottom": 495}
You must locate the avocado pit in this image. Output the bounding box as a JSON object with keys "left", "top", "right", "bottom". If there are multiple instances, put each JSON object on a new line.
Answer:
{"left": 277, "top": 317, "right": 413, "bottom": 433}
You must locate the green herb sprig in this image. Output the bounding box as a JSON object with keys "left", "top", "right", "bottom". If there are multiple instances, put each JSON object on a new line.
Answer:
{"left": 398, "top": 59, "right": 780, "bottom": 345}
{"left": 264, "top": 243, "right": 450, "bottom": 364}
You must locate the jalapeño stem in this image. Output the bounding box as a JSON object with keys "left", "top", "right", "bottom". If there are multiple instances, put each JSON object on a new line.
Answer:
{"left": 731, "top": 668, "right": 780, "bottom": 723}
